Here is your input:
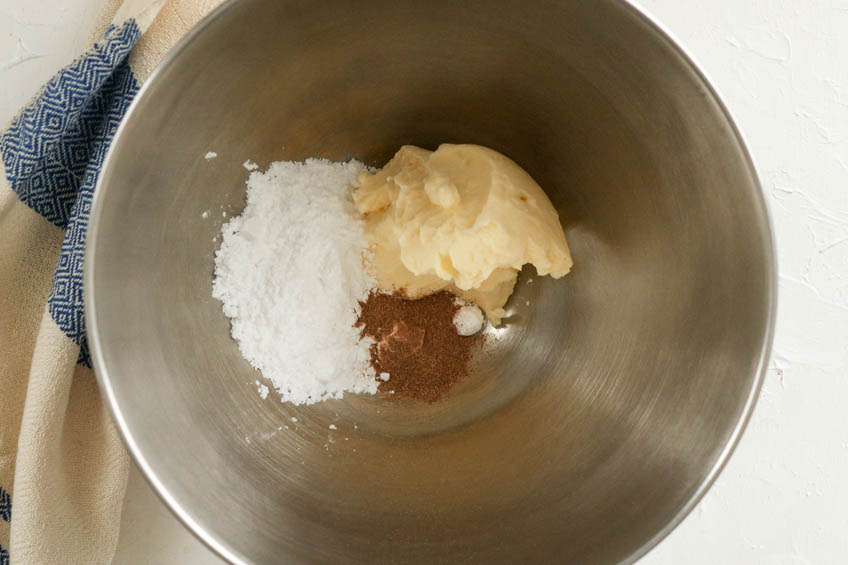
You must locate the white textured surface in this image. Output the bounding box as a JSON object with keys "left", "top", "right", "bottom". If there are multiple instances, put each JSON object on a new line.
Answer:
{"left": 0, "top": 2, "right": 104, "bottom": 126}
{"left": 3, "top": 1, "right": 847, "bottom": 563}
{"left": 639, "top": 1, "right": 848, "bottom": 563}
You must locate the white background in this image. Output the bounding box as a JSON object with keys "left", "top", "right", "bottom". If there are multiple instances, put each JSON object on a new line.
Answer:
{"left": 3, "top": 1, "right": 847, "bottom": 563}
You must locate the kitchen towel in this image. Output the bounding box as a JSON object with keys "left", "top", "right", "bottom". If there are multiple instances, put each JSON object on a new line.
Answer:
{"left": 0, "top": 0, "right": 224, "bottom": 562}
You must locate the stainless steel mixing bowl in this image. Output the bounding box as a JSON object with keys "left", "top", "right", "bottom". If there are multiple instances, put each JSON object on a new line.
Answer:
{"left": 86, "top": 1, "right": 775, "bottom": 563}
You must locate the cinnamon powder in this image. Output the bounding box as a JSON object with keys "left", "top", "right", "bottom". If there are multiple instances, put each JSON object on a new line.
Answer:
{"left": 356, "top": 291, "right": 481, "bottom": 402}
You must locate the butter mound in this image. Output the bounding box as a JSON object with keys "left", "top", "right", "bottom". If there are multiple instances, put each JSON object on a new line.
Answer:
{"left": 353, "top": 144, "right": 572, "bottom": 324}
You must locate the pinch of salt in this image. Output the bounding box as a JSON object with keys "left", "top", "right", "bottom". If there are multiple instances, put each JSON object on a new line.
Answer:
{"left": 204, "top": 151, "right": 217, "bottom": 160}
{"left": 329, "top": 424, "right": 337, "bottom": 430}
{"left": 201, "top": 210, "right": 209, "bottom": 218}
{"left": 453, "top": 304, "right": 485, "bottom": 336}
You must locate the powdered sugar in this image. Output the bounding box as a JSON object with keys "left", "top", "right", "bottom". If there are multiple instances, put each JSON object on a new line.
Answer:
{"left": 213, "top": 159, "right": 377, "bottom": 405}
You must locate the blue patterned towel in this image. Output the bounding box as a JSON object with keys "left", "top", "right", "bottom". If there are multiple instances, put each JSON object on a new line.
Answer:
{"left": 0, "top": 1, "right": 222, "bottom": 562}
{"left": 2, "top": 21, "right": 141, "bottom": 367}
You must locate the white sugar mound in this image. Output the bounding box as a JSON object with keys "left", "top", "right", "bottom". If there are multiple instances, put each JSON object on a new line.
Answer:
{"left": 213, "top": 159, "right": 377, "bottom": 405}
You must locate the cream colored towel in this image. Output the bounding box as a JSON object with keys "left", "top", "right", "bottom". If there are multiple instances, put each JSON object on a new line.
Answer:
{"left": 0, "top": 1, "right": 223, "bottom": 563}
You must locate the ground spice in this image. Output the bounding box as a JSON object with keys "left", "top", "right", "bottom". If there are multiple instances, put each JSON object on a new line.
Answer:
{"left": 356, "top": 291, "right": 482, "bottom": 402}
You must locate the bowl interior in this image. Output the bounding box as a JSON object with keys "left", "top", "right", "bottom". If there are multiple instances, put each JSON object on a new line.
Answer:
{"left": 88, "top": 1, "right": 774, "bottom": 563}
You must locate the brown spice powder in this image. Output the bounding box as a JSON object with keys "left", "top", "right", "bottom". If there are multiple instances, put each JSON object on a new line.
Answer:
{"left": 356, "top": 291, "right": 481, "bottom": 402}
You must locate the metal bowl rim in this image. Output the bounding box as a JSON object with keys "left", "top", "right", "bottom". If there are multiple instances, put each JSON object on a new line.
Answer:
{"left": 83, "top": 1, "right": 777, "bottom": 563}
